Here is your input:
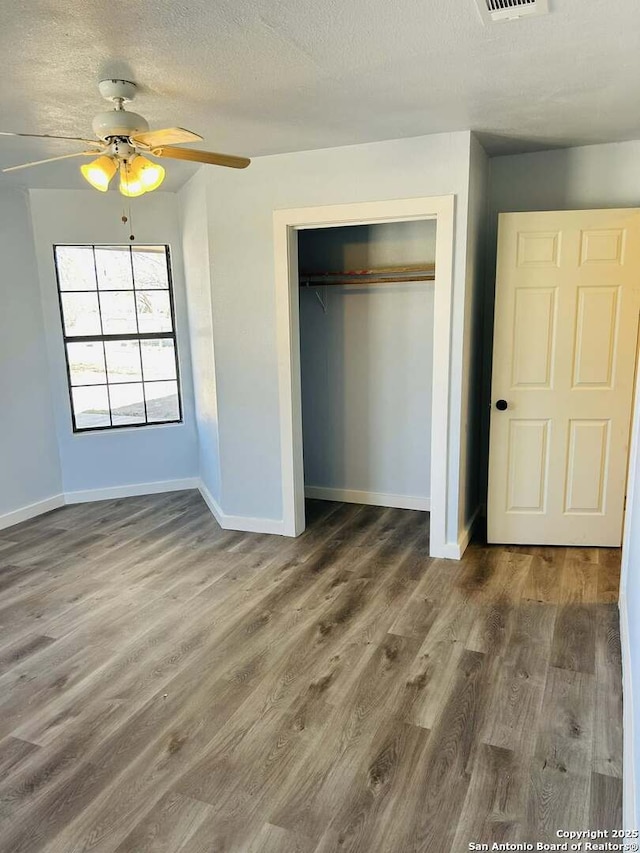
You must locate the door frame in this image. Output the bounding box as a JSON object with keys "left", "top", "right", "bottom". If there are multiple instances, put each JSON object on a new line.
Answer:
{"left": 620, "top": 291, "right": 640, "bottom": 832}
{"left": 273, "top": 195, "right": 455, "bottom": 558}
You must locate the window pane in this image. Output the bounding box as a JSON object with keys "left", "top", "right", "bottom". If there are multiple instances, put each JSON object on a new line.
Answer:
{"left": 140, "top": 339, "right": 176, "bottom": 381}
{"left": 109, "top": 383, "right": 146, "bottom": 426}
{"left": 104, "top": 340, "right": 142, "bottom": 384}
{"left": 72, "top": 386, "right": 110, "bottom": 429}
{"left": 99, "top": 291, "right": 137, "bottom": 334}
{"left": 55, "top": 246, "right": 96, "bottom": 291}
{"left": 132, "top": 247, "right": 169, "bottom": 289}
{"left": 144, "top": 380, "right": 179, "bottom": 422}
{"left": 55, "top": 244, "right": 182, "bottom": 433}
{"left": 66, "top": 342, "right": 106, "bottom": 386}
{"left": 61, "top": 292, "right": 102, "bottom": 336}
{"left": 95, "top": 247, "right": 133, "bottom": 290}
{"left": 136, "top": 291, "right": 172, "bottom": 333}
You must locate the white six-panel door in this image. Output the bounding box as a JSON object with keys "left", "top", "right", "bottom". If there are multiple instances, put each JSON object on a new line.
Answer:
{"left": 488, "top": 209, "right": 640, "bottom": 546}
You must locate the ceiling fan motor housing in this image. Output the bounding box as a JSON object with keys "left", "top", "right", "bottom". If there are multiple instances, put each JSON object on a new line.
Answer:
{"left": 98, "top": 79, "right": 138, "bottom": 104}
{"left": 92, "top": 110, "right": 149, "bottom": 141}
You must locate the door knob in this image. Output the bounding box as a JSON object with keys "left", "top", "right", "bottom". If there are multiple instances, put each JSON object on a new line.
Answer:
{"left": 496, "top": 399, "right": 508, "bottom": 411}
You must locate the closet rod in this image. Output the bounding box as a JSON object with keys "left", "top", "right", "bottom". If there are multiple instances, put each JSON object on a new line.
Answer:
{"left": 299, "top": 263, "right": 435, "bottom": 287}
{"left": 301, "top": 276, "right": 434, "bottom": 287}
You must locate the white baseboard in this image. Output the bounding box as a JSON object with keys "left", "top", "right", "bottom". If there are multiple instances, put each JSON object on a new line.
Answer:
{"left": 0, "top": 494, "right": 65, "bottom": 531}
{"left": 435, "top": 541, "right": 464, "bottom": 560}
{"left": 0, "top": 479, "right": 200, "bottom": 532}
{"left": 620, "top": 592, "right": 637, "bottom": 832}
{"left": 0, "top": 481, "right": 466, "bottom": 550}
{"left": 198, "top": 481, "right": 226, "bottom": 528}
{"left": 432, "top": 505, "right": 480, "bottom": 560}
{"left": 0, "top": 479, "right": 289, "bottom": 538}
{"left": 198, "top": 481, "right": 288, "bottom": 536}
{"left": 304, "top": 486, "right": 431, "bottom": 512}
{"left": 64, "top": 478, "right": 200, "bottom": 504}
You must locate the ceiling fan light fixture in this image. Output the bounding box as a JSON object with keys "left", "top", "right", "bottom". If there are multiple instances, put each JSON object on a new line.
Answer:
{"left": 137, "top": 156, "right": 165, "bottom": 191}
{"left": 119, "top": 158, "right": 146, "bottom": 197}
{"left": 0, "top": 80, "right": 252, "bottom": 183}
{"left": 80, "top": 155, "right": 117, "bottom": 191}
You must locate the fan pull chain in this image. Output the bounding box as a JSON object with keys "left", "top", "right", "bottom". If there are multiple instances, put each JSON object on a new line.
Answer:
{"left": 120, "top": 161, "right": 135, "bottom": 241}
{"left": 120, "top": 207, "right": 134, "bottom": 241}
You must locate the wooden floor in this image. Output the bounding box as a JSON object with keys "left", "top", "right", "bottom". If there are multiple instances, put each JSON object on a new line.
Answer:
{"left": 0, "top": 491, "right": 622, "bottom": 852}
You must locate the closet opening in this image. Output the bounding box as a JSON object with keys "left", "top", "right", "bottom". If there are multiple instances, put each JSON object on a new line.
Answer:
{"left": 297, "top": 221, "right": 436, "bottom": 521}
{"left": 274, "top": 196, "right": 455, "bottom": 558}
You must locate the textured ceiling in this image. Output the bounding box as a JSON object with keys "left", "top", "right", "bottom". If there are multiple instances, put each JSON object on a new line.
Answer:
{"left": 1, "top": 0, "right": 639, "bottom": 190}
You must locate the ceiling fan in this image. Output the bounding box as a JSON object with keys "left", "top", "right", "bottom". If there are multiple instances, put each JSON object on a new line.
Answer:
{"left": 0, "top": 79, "right": 251, "bottom": 196}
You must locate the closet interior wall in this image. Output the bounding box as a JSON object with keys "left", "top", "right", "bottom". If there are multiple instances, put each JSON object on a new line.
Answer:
{"left": 298, "top": 220, "right": 436, "bottom": 510}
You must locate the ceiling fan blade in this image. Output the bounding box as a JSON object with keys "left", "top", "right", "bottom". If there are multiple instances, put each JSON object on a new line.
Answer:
{"left": 131, "top": 127, "right": 203, "bottom": 148}
{"left": 0, "top": 131, "right": 102, "bottom": 146}
{"left": 152, "top": 146, "right": 250, "bottom": 169}
{"left": 2, "top": 151, "right": 97, "bottom": 173}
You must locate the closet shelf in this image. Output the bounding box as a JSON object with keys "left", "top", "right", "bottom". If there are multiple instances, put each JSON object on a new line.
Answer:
{"left": 299, "top": 264, "right": 435, "bottom": 287}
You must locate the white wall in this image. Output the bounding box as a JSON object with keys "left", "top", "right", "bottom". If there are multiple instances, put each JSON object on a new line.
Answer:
{"left": 178, "top": 174, "right": 222, "bottom": 505}
{"left": 197, "top": 131, "right": 474, "bottom": 545}
{"left": 487, "top": 138, "right": 640, "bottom": 825}
{"left": 298, "top": 222, "right": 435, "bottom": 505}
{"left": 0, "top": 189, "right": 62, "bottom": 523}
{"left": 28, "top": 189, "right": 198, "bottom": 496}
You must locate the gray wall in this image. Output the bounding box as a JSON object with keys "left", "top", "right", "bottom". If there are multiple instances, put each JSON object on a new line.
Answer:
{"left": 460, "top": 134, "right": 489, "bottom": 529}
{"left": 298, "top": 222, "right": 436, "bottom": 503}
{"left": 179, "top": 175, "right": 222, "bottom": 504}
{"left": 29, "top": 189, "right": 199, "bottom": 495}
{"left": 490, "top": 140, "right": 640, "bottom": 214}
{"left": 0, "top": 189, "right": 62, "bottom": 518}
{"left": 298, "top": 220, "right": 437, "bottom": 271}
{"left": 198, "top": 130, "right": 474, "bottom": 546}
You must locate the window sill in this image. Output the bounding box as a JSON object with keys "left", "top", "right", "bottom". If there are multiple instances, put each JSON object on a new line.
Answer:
{"left": 71, "top": 420, "right": 185, "bottom": 437}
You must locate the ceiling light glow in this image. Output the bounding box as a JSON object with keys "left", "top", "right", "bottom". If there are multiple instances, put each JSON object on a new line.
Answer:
{"left": 80, "top": 155, "right": 117, "bottom": 191}
{"left": 119, "top": 158, "right": 146, "bottom": 197}
{"left": 138, "top": 156, "right": 165, "bottom": 191}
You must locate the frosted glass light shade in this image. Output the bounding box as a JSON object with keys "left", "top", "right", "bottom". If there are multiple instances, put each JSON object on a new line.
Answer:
{"left": 119, "top": 159, "right": 146, "bottom": 197}
{"left": 137, "top": 156, "right": 165, "bottom": 191}
{"left": 80, "top": 156, "right": 117, "bottom": 192}
{"left": 82, "top": 154, "right": 166, "bottom": 197}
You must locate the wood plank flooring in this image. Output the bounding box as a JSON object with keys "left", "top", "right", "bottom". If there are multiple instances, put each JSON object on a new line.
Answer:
{"left": 0, "top": 492, "right": 623, "bottom": 852}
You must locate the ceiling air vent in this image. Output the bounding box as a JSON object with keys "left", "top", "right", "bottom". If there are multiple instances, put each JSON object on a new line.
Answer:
{"left": 475, "top": 0, "right": 549, "bottom": 23}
